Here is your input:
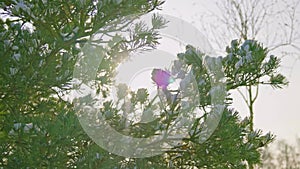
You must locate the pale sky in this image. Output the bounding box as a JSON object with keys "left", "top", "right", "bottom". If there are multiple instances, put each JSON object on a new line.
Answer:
{"left": 158, "top": 0, "right": 300, "bottom": 145}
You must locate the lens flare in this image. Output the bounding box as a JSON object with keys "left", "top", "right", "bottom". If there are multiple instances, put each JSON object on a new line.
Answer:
{"left": 151, "top": 68, "right": 174, "bottom": 89}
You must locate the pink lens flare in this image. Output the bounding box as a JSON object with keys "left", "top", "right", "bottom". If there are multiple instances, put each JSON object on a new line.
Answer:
{"left": 151, "top": 68, "right": 175, "bottom": 89}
